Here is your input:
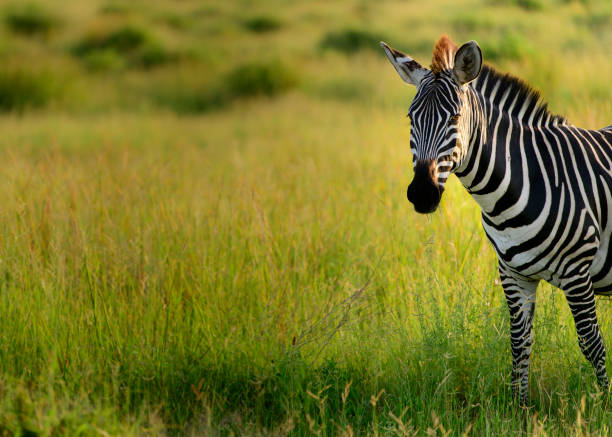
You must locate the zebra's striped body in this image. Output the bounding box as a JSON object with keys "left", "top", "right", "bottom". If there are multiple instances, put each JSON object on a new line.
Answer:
{"left": 381, "top": 36, "right": 610, "bottom": 403}
{"left": 465, "top": 66, "right": 612, "bottom": 293}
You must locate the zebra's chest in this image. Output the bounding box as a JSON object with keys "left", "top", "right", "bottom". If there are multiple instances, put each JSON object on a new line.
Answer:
{"left": 479, "top": 207, "right": 600, "bottom": 282}
{"left": 481, "top": 222, "right": 553, "bottom": 280}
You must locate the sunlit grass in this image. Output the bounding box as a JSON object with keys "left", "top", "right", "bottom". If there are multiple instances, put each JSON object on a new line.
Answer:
{"left": 0, "top": 97, "right": 609, "bottom": 434}
{"left": 0, "top": 0, "right": 611, "bottom": 434}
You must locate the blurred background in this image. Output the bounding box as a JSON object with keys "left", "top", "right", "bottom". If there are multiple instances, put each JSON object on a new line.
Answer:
{"left": 0, "top": 0, "right": 609, "bottom": 121}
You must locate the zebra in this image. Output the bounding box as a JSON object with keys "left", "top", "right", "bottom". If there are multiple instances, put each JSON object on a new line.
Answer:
{"left": 381, "top": 35, "right": 611, "bottom": 404}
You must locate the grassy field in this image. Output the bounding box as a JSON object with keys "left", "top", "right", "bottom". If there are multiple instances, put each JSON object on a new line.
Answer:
{"left": 0, "top": 0, "right": 611, "bottom": 435}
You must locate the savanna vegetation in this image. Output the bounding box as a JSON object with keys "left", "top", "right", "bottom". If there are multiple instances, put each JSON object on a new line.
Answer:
{"left": 0, "top": 0, "right": 611, "bottom": 434}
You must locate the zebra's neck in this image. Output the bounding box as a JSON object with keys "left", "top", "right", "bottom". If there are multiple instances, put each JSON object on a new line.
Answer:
{"left": 454, "top": 65, "right": 568, "bottom": 214}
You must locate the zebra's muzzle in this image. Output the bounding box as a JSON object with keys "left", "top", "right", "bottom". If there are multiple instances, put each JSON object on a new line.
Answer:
{"left": 407, "top": 160, "right": 442, "bottom": 214}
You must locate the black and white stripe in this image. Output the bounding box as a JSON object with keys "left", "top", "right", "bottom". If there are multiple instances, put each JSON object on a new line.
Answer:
{"left": 383, "top": 39, "right": 611, "bottom": 403}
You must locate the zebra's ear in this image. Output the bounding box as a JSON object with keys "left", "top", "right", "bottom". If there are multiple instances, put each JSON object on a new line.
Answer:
{"left": 380, "top": 42, "right": 428, "bottom": 87}
{"left": 453, "top": 41, "right": 482, "bottom": 86}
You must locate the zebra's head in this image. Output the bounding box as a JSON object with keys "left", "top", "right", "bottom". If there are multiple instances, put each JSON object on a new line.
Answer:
{"left": 381, "top": 36, "right": 482, "bottom": 213}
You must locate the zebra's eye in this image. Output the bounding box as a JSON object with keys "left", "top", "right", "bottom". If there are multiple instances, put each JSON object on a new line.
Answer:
{"left": 449, "top": 114, "right": 460, "bottom": 124}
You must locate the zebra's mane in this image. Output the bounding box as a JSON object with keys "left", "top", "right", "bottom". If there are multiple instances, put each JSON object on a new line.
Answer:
{"left": 431, "top": 35, "right": 457, "bottom": 74}
{"left": 473, "top": 64, "right": 567, "bottom": 127}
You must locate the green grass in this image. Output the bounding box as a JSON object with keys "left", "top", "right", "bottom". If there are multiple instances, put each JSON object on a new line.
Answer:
{"left": 0, "top": 100, "right": 609, "bottom": 434}
{"left": 0, "top": 0, "right": 610, "bottom": 435}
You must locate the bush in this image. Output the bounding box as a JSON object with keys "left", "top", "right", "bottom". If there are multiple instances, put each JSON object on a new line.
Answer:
{"left": 73, "top": 25, "right": 175, "bottom": 70}
{"left": 153, "top": 86, "right": 228, "bottom": 114}
{"left": 224, "top": 61, "right": 297, "bottom": 98}
{"left": 137, "top": 43, "right": 175, "bottom": 68}
{"left": 243, "top": 16, "right": 282, "bottom": 33}
{"left": 480, "top": 31, "right": 534, "bottom": 61}
{"left": 319, "top": 28, "right": 386, "bottom": 54}
{"left": 515, "top": 0, "right": 544, "bottom": 9}
{"left": 0, "top": 68, "right": 59, "bottom": 112}
{"left": 153, "top": 61, "right": 298, "bottom": 114}
{"left": 4, "top": 3, "right": 60, "bottom": 37}
{"left": 80, "top": 48, "right": 126, "bottom": 71}
{"left": 489, "top": 0, "right": 544, "bottom": 9}
{"left": 74, "top": 26, "right": 148, "bottom": 54}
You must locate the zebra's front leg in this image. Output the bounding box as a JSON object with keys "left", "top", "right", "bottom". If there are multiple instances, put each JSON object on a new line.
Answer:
{"left": 561, "top": 272, "right": 609, "bottom": 390}
{"left": 498, "top": 265, "right": 539, "bottom": 404}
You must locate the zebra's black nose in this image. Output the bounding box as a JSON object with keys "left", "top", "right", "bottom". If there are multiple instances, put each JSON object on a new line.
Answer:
{"left": 407, "top": 160, "right": 442, "bottom": 214}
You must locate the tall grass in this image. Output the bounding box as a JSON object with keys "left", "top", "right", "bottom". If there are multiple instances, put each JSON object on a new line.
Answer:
{"left": 0, "top": 98, "right": 609, "bottom": 434}
{"left": 0, "top": 0, "right": 610, "bottom": 434}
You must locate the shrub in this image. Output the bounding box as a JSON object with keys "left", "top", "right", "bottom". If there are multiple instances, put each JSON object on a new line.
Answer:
{"left": 73, "top": 25, "right": 175, "bottom": 70}
{"left": 153, "top": 86, "right": 228, "bottom": 114}
{"left": 4, "top": 3, "right": 60, "bottom": 37}
{"left": 243, "top": 16, "right": 282, "bottom": 33}
{"left": 0, "top": 68, "right": 59, "bottom": 112}
{"left": 515, "top": 0, "right": 544, "bottom": 10}
{"left": 224, "top": 61, "right": 298, "bottom": 98}
{"left": 489, "top": 0, "right": 544, "bottom": 9}
{"left": 480, "top": 31, "right": 534, "bottom": 61}
{"left": 319, "top": 28, "right": 386, "bottom": 54}
{"left": 80, "top": 48, "right": 126, "bottom": 71}
{"left": 74, "top": 26, "right": 148, "bottom": 54}
{"left": 137, "top": 43, "right": 175, "bottom": 68}
{"left": 153, "top": 61, "right": 298, "bottom": 114}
